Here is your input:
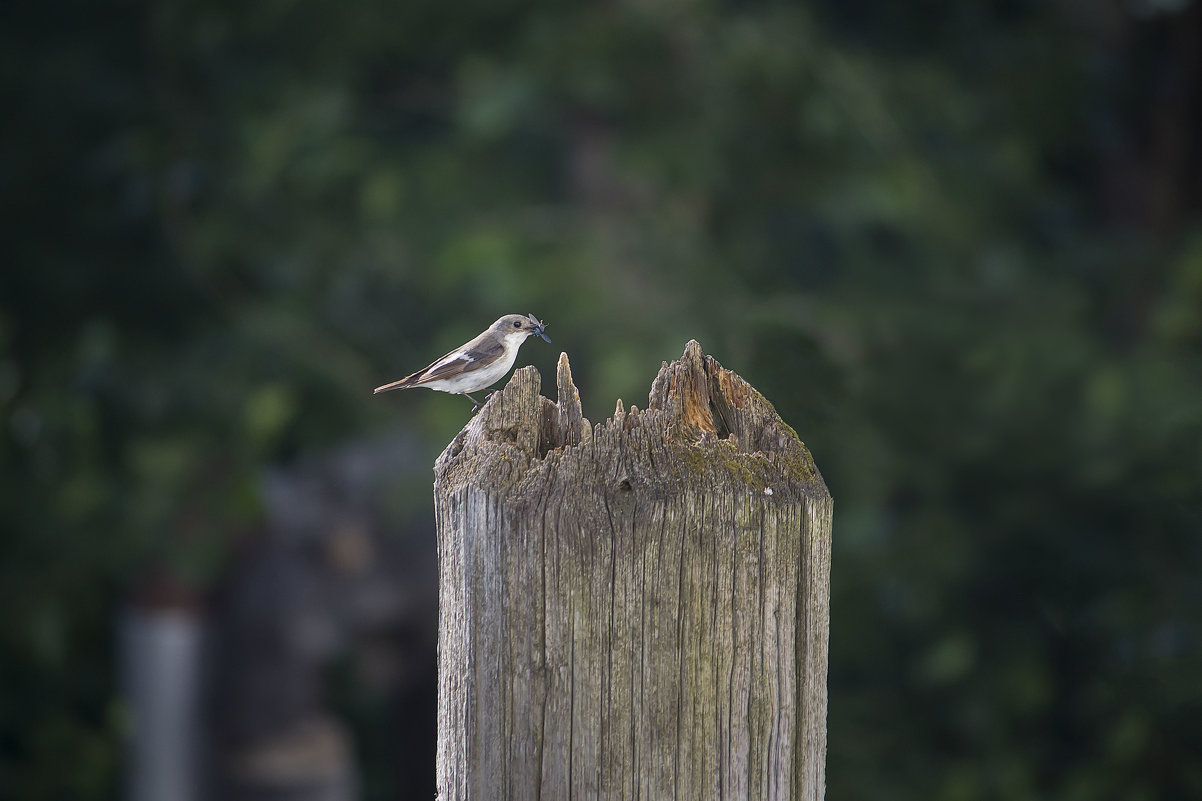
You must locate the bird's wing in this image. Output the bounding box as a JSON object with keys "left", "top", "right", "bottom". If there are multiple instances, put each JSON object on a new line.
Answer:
{"left": 420, "top": 334, "right": 506, "bottom": 381}
{"left": 373, "top": 332, "right": 506, "bottom": 394}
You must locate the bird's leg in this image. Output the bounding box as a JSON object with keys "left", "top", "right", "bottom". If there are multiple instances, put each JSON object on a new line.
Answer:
{"left": 464, "top": 392, "right": 483, "bottom": 413}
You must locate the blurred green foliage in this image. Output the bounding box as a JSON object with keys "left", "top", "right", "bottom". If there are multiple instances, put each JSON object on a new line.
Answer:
{"left": 3, "top": 0, "right": 1201, "bottom": 799}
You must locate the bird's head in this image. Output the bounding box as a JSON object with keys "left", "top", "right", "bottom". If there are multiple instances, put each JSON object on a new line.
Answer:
{"left": 493, "top": 313, "right": 552, "bottom": 343}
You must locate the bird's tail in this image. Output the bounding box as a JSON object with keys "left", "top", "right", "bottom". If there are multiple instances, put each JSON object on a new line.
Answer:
{"left": 373, "top": 373, "right": 421, "bottom": 394}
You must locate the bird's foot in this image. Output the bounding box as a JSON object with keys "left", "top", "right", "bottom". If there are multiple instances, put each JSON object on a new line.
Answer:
{"left": 466, "top": 391, "right": 497, "bottom": 415}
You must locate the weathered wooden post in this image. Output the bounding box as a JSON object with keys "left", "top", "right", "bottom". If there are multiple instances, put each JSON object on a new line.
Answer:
{"left": 434, "top": 341, "right": 832, "bottom": 800}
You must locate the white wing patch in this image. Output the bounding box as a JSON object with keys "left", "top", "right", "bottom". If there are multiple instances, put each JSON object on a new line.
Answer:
{"left": 430, "top": 349, "right": 473, "bottom": 371}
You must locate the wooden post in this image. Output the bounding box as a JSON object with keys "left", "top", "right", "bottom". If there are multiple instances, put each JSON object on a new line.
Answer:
{"left": 434, "top": 341, "right": 832, "bottom": 801}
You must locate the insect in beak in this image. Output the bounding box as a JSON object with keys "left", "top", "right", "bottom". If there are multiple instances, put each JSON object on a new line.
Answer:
{"left": 527, "top": 313, "right": 552, "bottom": 343}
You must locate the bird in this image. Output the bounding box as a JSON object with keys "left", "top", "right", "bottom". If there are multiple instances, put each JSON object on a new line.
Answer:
{"left": 373, "top": 314, "right": 551, "bottom": 411}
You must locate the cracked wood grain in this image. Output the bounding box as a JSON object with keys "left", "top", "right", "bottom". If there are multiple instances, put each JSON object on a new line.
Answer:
{"left": 434, "top": 342, "right": 833, "bottom": 801}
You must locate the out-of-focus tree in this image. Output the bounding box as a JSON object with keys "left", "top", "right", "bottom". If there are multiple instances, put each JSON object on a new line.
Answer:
{"left": 2, "top": 0, "right": 1200, "bottom": 799}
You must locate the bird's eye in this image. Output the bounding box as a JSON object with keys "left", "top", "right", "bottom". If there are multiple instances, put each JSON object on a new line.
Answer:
{"left": 513, "top": 320, "right": 522, "bottom": 327}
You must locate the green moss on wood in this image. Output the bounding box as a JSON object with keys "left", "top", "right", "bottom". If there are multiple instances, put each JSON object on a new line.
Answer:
{"left": 668, "top": 435, "right": 818, "bottom": 492}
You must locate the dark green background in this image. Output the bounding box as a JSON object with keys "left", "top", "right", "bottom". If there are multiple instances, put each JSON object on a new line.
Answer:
{"left": 3, "top": 0, "right": 1200, "bottom": 798}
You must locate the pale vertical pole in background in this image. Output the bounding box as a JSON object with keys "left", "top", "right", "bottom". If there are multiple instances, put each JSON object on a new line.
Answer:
{"left": 121, "top": 607, "right": 203, "bottom": 801}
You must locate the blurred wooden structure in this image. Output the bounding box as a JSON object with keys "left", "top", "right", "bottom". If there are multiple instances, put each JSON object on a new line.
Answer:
{"left": 206, "top": 432, "right": 439, "bottom": 801}
{"left": 434, "top": 342, "right": 833, "bottom": 800}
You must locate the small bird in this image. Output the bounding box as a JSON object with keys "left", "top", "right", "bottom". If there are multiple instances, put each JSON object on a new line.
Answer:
{"left": 373, "top": 314, "right": 552, "bottom": 411}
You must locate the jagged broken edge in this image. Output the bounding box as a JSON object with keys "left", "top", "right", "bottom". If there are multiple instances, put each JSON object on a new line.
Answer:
{"left": 438, "top": 341, "right": 823, "bottom": 495}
